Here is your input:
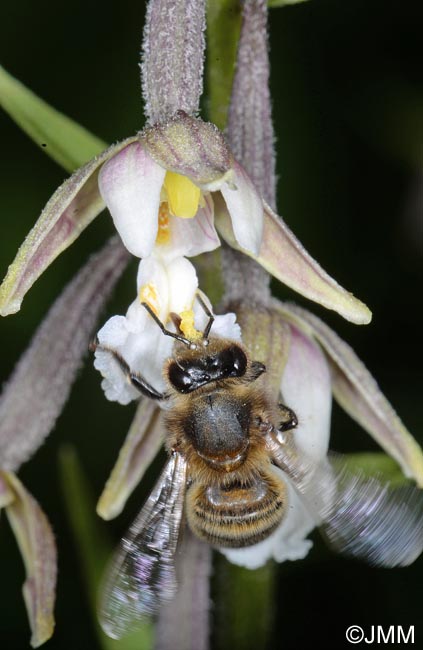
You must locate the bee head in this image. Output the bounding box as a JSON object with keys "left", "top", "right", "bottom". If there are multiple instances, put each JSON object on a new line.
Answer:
{"left": 167, "top": 343, "right": 248, "bottom": 393}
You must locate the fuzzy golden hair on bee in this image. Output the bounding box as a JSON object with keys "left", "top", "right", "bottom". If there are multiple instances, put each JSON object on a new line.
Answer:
{"left": 186, "top": 466, "right": 288, "bottom": 548}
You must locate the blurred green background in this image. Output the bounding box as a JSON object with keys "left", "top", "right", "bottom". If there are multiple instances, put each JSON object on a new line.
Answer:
{"left": 0, "top": 0, "right": 422, "bottom": 648}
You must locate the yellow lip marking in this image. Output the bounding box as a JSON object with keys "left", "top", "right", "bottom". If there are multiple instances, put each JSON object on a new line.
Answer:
{"left": 164, "top": 171, "right": 201, "bottom": 219}
{"left": 180, "top": 309, "right": 202, "bottom": 341}
{"left": 139, "top": 283, "right": 160, "bottom": 317}
{"left": 156, "top": 202, "right": 171, "bottom": 245}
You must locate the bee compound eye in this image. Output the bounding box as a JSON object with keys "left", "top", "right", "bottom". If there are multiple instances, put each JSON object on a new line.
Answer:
{"left": 221, "top": 345, "right": 247, "bottom": 376}
{"left": 168, "top": 362, "right": 193, "bottom": 392}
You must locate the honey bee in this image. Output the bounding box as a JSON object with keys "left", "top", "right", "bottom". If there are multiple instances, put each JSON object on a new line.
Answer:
{"left": 94, "top": 298, "right": 423, "bottom": 639}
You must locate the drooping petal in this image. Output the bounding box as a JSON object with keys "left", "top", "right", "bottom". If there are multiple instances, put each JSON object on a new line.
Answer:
{"left": 156, "top": 531, "right": 211, "bottom": 650}
{"left": 97, "top": 400, "right": 164, "bottom": 520}
{"left": 0, "top": 472, "right": 14, "bottom": 508}
{"left": 220, "top": 471, "right": 315, "bottom": 569}
{"left": 156, "top": 194, "right": 220, "bottom": 261}
{"left": 0, "top": 138, "right": 136, "bottom": 316}
{"left": 140, "top": 111, "right": 232, "bottom": 188}
{"left": 141, "top": 0, "right": 206, "bottom": 124}
{"left": 1, "top": 471, "right": 57, "bottom": 648}
{"left": 98, "top": 141, "right": 166, "bottom": 258}
{"left": 276, "top": 303, "right": 423, "bottom": 486}
{"left": 281, "top": 325, "right": 332, "bottom": 462}
{"left": 219, "top": 160, "right": 264, "bottom": 255}
{"left": 0, "top": 237, "right": 129, "bottom": 472}
{"left": 215, "top": 199, "right": 372, "bottom": 325}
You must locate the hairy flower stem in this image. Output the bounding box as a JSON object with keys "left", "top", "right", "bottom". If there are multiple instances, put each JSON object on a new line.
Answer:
{"left": 141, "top": 0, "right": 206, "bottom": 123}
{"left": 221, "top": 0, "right": 273, "bottom": 308}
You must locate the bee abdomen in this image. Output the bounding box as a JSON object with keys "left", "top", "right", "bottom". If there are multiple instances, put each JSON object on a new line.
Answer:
{"left": 186, "top": 471, "right": 287, "bottom": 548}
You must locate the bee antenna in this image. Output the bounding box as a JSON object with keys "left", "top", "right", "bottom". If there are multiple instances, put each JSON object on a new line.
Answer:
{"left": 196, "top": 293, "right": 215, "bottom": 340}
{"left": 141, "top": 302, "right": 192, "bottom": 347}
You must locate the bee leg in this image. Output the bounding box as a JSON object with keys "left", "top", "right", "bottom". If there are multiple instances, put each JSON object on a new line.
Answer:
{"left": 250, "top": 361, "right": 266, "bottom": 381}
{"left": 90, "top": 340, "right": 167, "bottom": 401}
{"left": 277, "top": 404, "right": 298, "bottom": 432}
{"left": 141, "top": 302, "right": 192, "bottom": 347}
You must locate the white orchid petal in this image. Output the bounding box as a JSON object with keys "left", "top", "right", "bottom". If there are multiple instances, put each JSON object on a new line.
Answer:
{"left": 192, "top": 292, "right": 241, "bottom": 340}
{"left": 166, "top": 257, "right": 199, "bottom": 315}
{"left": 136, "top": 257, "right": 170, "bottom": 322}
{"left": 96, "top": 315, "right": 131, "bottom": 348}
{"left": 210, "top": 313, "right": 241, "bottom": 341}
{"left": 220, "top": 472, "right": 315, "bottom": 569}
{"left": 220, "top": 161, "right": 263, "bottom": 255}
{"left": 99, "top": 142, "right": 166, "bottom": 258}
{"left": 281, "top": 325, "right": 332, "bottom": 462}
{"left": 94, "top": 333, "right": 140, "bottom": 406}
{"left": 158, "top": 194, "right": 220, "bottom": 261}
{"left": 95, "top": 293, "right": 169, "bottom": 405}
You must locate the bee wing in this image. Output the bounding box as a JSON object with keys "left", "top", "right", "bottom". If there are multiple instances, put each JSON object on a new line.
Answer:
{"left": 266, "top": 433, "right": 423, "bottom": 567}
{"left": 99, "top": 452, "right": 187, "bottom": 639}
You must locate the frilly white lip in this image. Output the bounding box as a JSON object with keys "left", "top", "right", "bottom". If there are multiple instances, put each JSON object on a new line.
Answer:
{"left": 93, "top": 256, "right": 241, "bottom": 406}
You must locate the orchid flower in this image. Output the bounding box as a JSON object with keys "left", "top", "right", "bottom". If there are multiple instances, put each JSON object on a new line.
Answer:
{"left": 0, "top": 1, "right": 371, "bottom": 327}
{"left": 94, "top": 255, "right": 240, "bottom": 405}
{"left": 0, "top": 0, "right": 421, "bottom": 647}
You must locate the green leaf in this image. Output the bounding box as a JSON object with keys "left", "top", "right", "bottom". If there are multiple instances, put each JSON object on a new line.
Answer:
{"left": 0, "top": 65, "right": 107, "bottom": 172}
{"left": 206, "top": 0, "right": 242, "bottom": 130}
{"left": 59, "top": 445, "right": 153, "bottom": 650}
{"left": 342, "top": 452, "right": 414, "bottom": 486}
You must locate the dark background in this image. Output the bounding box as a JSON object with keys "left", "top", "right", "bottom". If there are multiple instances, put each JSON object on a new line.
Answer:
{"left": 0, "top": 0, "right": 422, "bottom": 648}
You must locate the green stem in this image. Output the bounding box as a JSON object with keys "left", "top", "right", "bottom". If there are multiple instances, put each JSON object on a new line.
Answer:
{"left": 213, "top": 555, "right": 276, "bottom": 650}
{"left": 206, "top": 0, "right": 242, "bottom": 129}
{"left": 206, "top": 6, "right": 277, "bottom": 646}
